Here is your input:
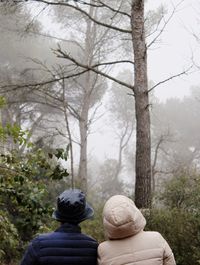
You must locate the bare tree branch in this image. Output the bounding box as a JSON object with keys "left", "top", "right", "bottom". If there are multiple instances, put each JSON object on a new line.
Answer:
{"left": 148, "top": 65, "right": 193, "bottom": 93}
{"left": 33, "top": 0, "right": 132, "bottom": 34}
{"left": 98, "top": 0, "right": 131, "bottom": 18}
{"left": 55, "top": 127, "right": 81, "bottom": 145}
{"left": 92, "top": 60, "right": 134, "bottom": 67}
{"left": 147, "top": 8, "right": 174, "bottom": 48}
{"left": 147, "top": 0, "right": 185, "bottom": 48}
{"left": 54, "top": 48, "right": 134, "bottom": 90}
{"left": 28, "top": 60, "right": 83, "bottom": 120}
{"left": 24, "top": 4, "right": 49, "bottom": 33}
{"left": 145, "top": 10, "right": 164, "bottom": 39}
{"left": 74, "top": 0, "right": 131, "bottom": 18}
{"left": 0, "top": 69, "right": 89, "bottom": 92}
{"left": 87, "top": 102, "right": 103, "bottom": 128}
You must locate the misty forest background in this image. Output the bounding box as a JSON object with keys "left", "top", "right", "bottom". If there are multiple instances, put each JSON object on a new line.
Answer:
{"left": 0, "top": 1, "right": 200, "bottom": 265}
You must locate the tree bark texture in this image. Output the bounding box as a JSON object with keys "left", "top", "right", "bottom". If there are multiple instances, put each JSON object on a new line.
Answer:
{"left": 131, "top": 0, "right": 152, "bottom": 208}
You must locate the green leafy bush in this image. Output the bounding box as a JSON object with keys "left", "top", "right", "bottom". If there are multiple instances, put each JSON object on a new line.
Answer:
{"left": 0, "top": 210, "right": 19, "bottom": 264}
{"left": 0, "top": 146, "right": 69, "bottom": 240}
{"left": 145, "top": 208, "right": 200, "bottom": 265}
{"left": 160, "top": 173, "right": 200, "bottom": 210}
{"left": 81, "top": 204, "right": 105, "bottom": 243}
{"left": 145, "top": 172, "right": 200, "bottom": 265}
{"left": 0, "top": 124, "right": 69, "bottom": 264}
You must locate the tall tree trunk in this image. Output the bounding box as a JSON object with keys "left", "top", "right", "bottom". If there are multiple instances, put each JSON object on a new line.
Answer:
{"left": 131, "top": 0, "right": 152, "bottom": 208}
{"left": 78, "top": 2, "right": 95, "bottom": 193}
{"left": 62, "top": 79, "right": 75, "bottom": 188}
{"left": 78, "top": 94, "right": 89, "bottom": 193}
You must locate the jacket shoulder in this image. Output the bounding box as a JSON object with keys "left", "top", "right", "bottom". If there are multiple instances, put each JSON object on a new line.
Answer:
{"left": 35, "top": 231, "right": 98, "bottom": 249}
{"left": 143, "top": 231, "right": 169, "bottom": 246}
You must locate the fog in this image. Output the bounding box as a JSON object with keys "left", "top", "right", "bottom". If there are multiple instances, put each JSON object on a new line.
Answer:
{"left": 147, "top": 0, "right": 200, "bottom": 101}
{"left": 1, "top": 3, "right": 200, "bottom": 264}
{"left": 1, "top": 0, "right": 200, "bottom": 196}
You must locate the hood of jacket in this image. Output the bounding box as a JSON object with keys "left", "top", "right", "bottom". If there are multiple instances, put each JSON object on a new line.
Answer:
{"left": 103, "top": 195, "right": 146, "bottom": 239}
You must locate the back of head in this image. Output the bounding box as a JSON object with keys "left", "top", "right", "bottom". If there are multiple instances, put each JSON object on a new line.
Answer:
{"left": 52, "top": 188, "right": 94, "bottom": 224}
{"left": 103, "top": 195, "right": 146, "bottom": 239}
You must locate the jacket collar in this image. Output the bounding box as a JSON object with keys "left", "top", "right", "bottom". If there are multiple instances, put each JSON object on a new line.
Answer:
{"left": 55, "top": 223, "right": 81, "bottom": 233}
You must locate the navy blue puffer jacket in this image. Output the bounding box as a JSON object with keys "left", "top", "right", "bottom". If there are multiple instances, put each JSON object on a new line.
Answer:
{"left": 20, "top": 223, "right": 98, "bottom": 265}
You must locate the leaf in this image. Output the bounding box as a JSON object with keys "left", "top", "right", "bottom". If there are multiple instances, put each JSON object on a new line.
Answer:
{"left": 48, "top": 153, "right": 53, "bottom": 159}
{"left": 55, "top": 148, "right": 64, "bottom": 159}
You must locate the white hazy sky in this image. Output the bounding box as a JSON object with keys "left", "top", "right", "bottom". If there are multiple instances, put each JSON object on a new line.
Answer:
{"left": 147, "top": 0, "right": 200, "bottom": 101}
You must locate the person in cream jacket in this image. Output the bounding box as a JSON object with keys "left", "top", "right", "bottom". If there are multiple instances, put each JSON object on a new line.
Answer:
{"left": 98, "top": 195, "right": 176, "bottom": 265}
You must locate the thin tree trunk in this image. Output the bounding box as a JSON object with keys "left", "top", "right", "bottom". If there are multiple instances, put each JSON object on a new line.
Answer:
{"left": 62, "top": 79, "right": 74, "bottom": 188}
{"left": 78, "top": 2, "right": 95, "bottom": 193}
{"left": 78, "top": 96, "right": 89, "bottom": 193}
{"left": 64, "top": 108, "right": 74, "bottom": 189}
{"left": 20, "top": 114, "right": 45, "bottom": 154}
{"left": 115, "top": 121, "right": 134, "bottom": 180}
{"left": 131, "top": 0, "right": 152, "bottom": 208}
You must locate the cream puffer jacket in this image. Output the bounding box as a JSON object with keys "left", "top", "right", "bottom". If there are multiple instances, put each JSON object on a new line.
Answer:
{"left": 98, "top": 195, "right": 176, "bottom": 265}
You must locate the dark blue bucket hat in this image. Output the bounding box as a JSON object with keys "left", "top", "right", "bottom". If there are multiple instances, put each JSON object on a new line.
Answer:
{"left": 52, "top": 189, "right": 94, "bottom": 223}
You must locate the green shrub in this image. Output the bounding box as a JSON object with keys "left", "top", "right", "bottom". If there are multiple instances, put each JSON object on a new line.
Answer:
{"left": 160, "top": 173, "right": 200, "bottom": 210}
{"left": 145, "top": 208, "right": 200, "bottom": 265}
{"left": 0, "top": 125, "right": 69, "bottom": 263}
{"left": 146, "top": 171, "right": 200, "bottom": 265}
{"left": 0, "top": 210, "right": 19, "bottom": 264}
{"left": 81, "top": 204, "right": 105, "bottom": 243}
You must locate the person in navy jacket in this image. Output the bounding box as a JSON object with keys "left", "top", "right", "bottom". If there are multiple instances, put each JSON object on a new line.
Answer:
{"left": 20, "top": 189, "right": 98, "bottom": 265}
